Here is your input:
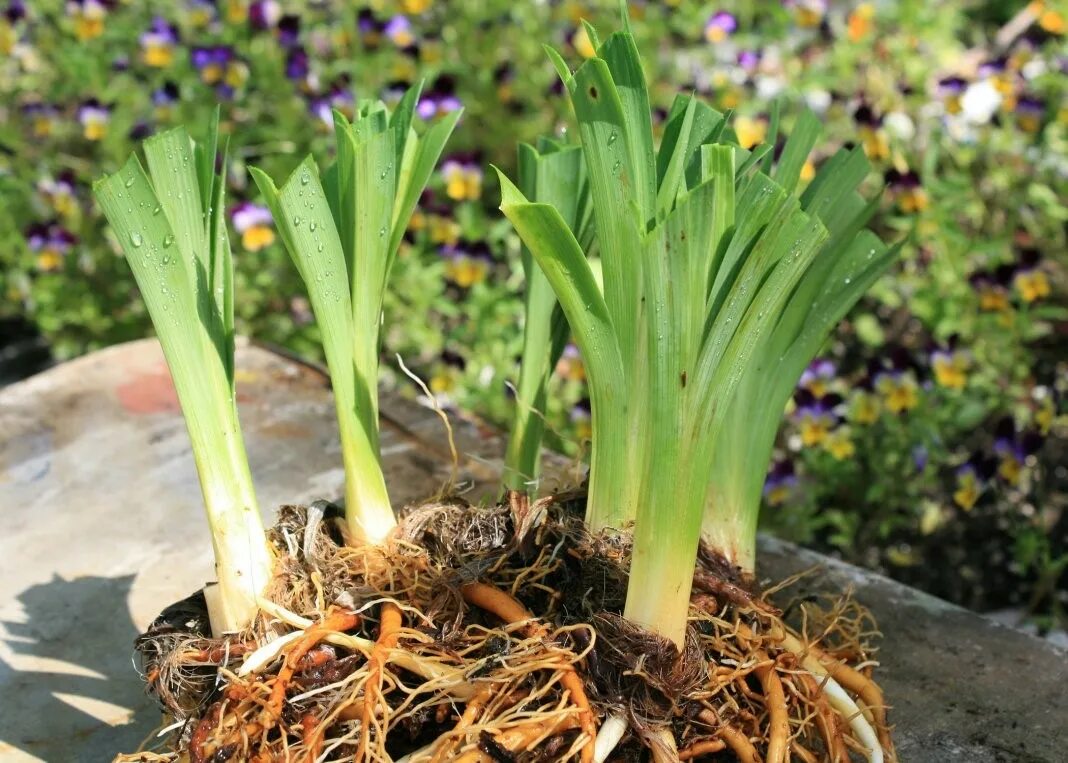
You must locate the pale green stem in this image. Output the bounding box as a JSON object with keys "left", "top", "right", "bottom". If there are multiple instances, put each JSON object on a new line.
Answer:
{"left": 173, "top": 351, "right": 272, "bottom": 634}
{"left": 504, "top": 274, "right": 556, "bottom": 492}
{"left": 701, "top": 390, "right": 782, "bottom": 576}
{"left": 623, "top": 438, "right": 706, "bottom": 647}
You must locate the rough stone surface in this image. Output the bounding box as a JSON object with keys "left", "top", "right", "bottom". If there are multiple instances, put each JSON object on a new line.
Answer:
{"left": 0, "top": 340, "right": 1064, "bottom": 761}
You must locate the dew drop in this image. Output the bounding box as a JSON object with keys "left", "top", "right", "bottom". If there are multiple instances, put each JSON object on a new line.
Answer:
{"left": 124, "top": 176, "right": 135, "bottom": 188}
{"left": 317, "top": 242, "right": 324, "bottom": 252}
{"left": 309, "top": 221, "right": 318, "bottom": 232}
{"left": 378, "top": 226, "right": 386, "bottom": 238}
{"left": 152, "top": 205, "right": 162, "bottom": 215}
{"left": 607, "top": 131, "right": 617, "bottom": 145}
{"left": 612, "top": 160, "right": 622, "bottom": 172}
{"left": 844, "top": 277, "right": 852, "bottom": 285}
{"left": 300, "top": 172, "right": 310, "bottom": 185}
{"left": 293, "top": 215, "right": 302, "bottom": 226}
{"left": 130, "top": 232, "right": 144, "bottom": 248}
{"left": 163, "top": 234, "right": 174, "bottom": 248}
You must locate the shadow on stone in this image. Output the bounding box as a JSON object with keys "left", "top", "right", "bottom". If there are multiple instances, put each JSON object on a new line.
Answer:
{"left": 0, "top": 574, "right": 159, "bottom": 761}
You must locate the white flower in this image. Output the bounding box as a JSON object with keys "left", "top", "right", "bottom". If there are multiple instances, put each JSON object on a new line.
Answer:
{"left": 884, "top": 111, "right": 915, "bottom": 140}
{"left": 1022, "top": 59, "right": 1047, "bottom": 81}
{"left": 944, "top": 113, "right": 977, "bottom": 143}
{"left": 960, "top": 80, "right": 1002, "bottom": 125}
{"left": 755, "top": 75, "right": 785, "bottom": 100}
{"left": 804, "top": 89, "right": 832, "bottom": 113}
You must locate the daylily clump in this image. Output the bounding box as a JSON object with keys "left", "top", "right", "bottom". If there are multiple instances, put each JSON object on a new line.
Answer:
{"left": 1, "top": 0, "right": 1064, "bottom": 629}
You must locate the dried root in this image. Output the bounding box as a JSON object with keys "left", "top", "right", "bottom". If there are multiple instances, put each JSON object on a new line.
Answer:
{"left": 116, "top": 497, "right": 894, "bottom": 762}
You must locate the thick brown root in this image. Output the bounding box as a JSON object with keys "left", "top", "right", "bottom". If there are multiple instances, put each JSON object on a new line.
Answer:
{"left": 698, "top": 710, "right": 759, "bottom": 763}
{"left": 118, "top": 498, "right": 894, "bottom": 763}
{"left": 798, "top": 672, "right": 849, "bottom": 763}
{"left": 753, "top": 650, "right": 788, "bottom": 763}
{"left": 460, "top": 580, "right": 597, "bottom": 763}
{"left": 355, "top": 602, "right": 403, "bottom": 761}
{"left": 677, "top": 738, "right": 726, "bottom": 759}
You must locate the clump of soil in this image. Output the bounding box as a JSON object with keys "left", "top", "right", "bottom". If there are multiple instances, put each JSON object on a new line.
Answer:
{"left": 118, "top": 494, "right": 894, "bottom": 762}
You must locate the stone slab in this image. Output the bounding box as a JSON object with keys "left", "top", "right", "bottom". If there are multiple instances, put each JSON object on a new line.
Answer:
{"left": 0, "top": 340, "right": 1064, "bottom": 761}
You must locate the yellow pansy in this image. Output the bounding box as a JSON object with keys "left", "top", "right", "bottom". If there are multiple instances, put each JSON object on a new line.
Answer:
{"left": 572, "top": 26, "right": 596, "bottom": 59}
{"left": 847, "top": 3, "right": 875, "bottom": 42}
{"left": 953, "top": 469, "right": 980, "bottom": 511}
{"left": 765, "top": 484, "right": 791, "bottom": 507}
{"left": 977, "top": 284, "right": 1010, "bottom": 312}
{"left": 555, "top": 346, "right": 586, "bottom": 382}
{"left": 36, "top": 249, "right": 64, "bottom": 272}
{"left": 997, "top": 455, "right": 1022, "bottom": 486}
{"left": 225, "top": 62, "right": 250, "bottom": 89}
{"left": 428, "top": 215, "right": 460, "bottom": 246}
{"left": 876, "top": 373, "right": 919, "bottom": 413}
{"left": 1031, "top": 1, "right": 1065, "bottom": 34}
{"left": 74, "top": 9, "right": 104, "bottom": 41}
{"left": 849, "top": 390, "right": 881, "bottom": 425}
{"left": 1014, "top": 269, "right": 1050, "bottom": 303}
{"left": 445, "top": 256, "right": 488, "bottom": 288}
{"left": 1034, "top": 396, "right": 1054, "bottom": 435}
{"left": 861, "top": 127, "right": 890, "bottom": 160}
{"left": 795, "top": 4, "right": 823, "bottom": 28}
{"left": 226, "top": 0, "right": 248, "bottom": 24}
{"left": 83, "top": 118, "right": 107, "bottom": 141}
{"left": 931, "top": 351, "right": 969, "bottom": 390}
{"left": 242, "top": 226, "right": 275, "bottom": 252}
{"left": 1, "top": 21, "right": 16, "bottom": 55}
{"left": 798, "top": 411, "right": 833, "bottom": 446}
{"left": 231, "top": 203, "right": 276, "bottom": 252}
{"left": 430, "top": 370, "right": 456, "bottom": 394}
{"left": 442, "top": 161, "right": 482, "bottom": 202}
{"left": 144, "top": 43, "right": 173, "bottom": 68}
{"left": 734, "top": 116, "right": 767, "bottom": 149}
{"left": 823, "top": 428, "right": 856, "bottom": 460}
{"left": 898, "top": 186, "right": 928, "bottom": 214}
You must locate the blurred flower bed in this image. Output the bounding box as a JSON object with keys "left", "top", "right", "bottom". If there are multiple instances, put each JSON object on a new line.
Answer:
{"left": 1, "top": 0, "right": 1065, "bottom": 626}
